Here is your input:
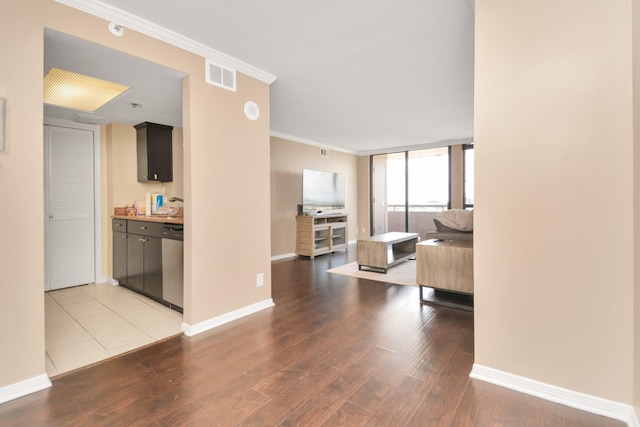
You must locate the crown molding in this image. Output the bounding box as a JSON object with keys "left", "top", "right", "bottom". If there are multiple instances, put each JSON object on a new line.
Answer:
{"left": 54, "top": 0, "right": 277, "bottom": 85}
{"left": 357, "top": 137, "right": 474, "bottom": 157}
{"left": 270, "top": 131, "right": 474, "bottom": 157}
{"left": 270, "top": 131, "right": 358, "bottom": 155}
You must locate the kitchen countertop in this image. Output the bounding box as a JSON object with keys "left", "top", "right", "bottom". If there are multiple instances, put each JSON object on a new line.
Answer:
{"left": 113, "top": 214, "right": 184, "bottom": 225}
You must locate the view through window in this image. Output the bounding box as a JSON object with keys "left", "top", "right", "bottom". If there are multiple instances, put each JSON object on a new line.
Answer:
{"left": 408, "top": 147, "right": 450, "bottom": 213}
{"left": 464, "top": 145, "right": 474, "bottom": 207}
{"left": 372, "top": 147, "right": 450, "bottom": 237}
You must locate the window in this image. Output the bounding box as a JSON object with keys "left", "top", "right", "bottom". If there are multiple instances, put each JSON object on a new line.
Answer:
{"left": 383, "top": 152, "right": 406, "bottom": 232}
{"left": 385, "top": 153, "right": 406, "bottom": 212}
{"left": 371, "top": 147, "right": 450, "bottom": 236}
{"left": 408, "top": 147, "right": 449, "bottom": 213}
{"left": 463, "top": 144, "right": 474, "bottom": 208}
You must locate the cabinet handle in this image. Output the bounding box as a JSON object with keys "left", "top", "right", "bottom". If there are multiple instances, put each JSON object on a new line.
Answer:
{"left": 139, "top": 238, "right": 148, "bottom": 242}
{"left": 114, "top": 224, "right": 121, "bottom": 227}
{"left": 140, "top": 226, "right": 147, "bottom": 230}
{"left": 121, "top": 235, "right": 127, "bottom": 239}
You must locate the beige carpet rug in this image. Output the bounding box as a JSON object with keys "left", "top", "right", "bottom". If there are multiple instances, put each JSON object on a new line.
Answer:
{"left": 327, "top": 260, "right": 417, "bottom": 286}
{"left": 328, "top": 260, "right": 474, "bottom": 311}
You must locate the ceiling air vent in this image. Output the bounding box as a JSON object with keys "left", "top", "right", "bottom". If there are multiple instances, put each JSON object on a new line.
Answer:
{"left": 206, "top": 59, "right": 236, "bottom": 92}
{"left": 73, "top": 113, "right": 103, "bottom": 124}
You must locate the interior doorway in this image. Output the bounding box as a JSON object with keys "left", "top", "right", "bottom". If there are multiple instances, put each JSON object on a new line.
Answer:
{"left": 42, "top": 28, "right": 186, "bottom": 376}
{"left": 43, "top": 123, "right": 100, "bottom": 291}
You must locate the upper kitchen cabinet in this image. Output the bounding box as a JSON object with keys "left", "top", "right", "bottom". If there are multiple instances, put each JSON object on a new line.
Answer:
{"left": 135, "top": 122, "right": 173, "bottom": 182}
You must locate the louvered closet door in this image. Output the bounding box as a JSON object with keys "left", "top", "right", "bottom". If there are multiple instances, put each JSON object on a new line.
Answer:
{"left": 44, "top": 125, "right": 95, "bottom": 291}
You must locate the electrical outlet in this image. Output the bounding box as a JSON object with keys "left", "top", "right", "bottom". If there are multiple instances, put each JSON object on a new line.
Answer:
{"left": 256, "top": 273, "right": 264, "bottom": 287}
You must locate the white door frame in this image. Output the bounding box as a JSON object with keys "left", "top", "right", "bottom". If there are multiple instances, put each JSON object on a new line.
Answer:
{"left": 44, "top": 117, "right": 102, "bottom": 287}
{"left": 372, "top": 161, "right": 388, "bottom": 236}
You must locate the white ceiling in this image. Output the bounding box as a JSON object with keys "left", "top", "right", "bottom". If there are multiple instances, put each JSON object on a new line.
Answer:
{"left": 49, "top": 0, "right": 475, "bottom": 155}
{"left": 44, "top": 29, "right": 185, "bottom": 128}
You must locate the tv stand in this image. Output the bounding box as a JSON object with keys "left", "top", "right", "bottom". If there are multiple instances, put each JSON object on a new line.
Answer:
{"left": 296, "top": 214, "right": 348, "bottom": 259}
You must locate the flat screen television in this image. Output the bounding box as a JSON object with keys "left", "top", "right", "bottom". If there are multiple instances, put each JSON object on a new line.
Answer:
{"left": 302, "top": 168, "right": 345, "bottom": 213}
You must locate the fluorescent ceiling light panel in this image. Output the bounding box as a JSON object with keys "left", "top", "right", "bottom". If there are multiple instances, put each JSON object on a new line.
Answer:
{"left": 43, "top": 67, "right": 129, "bottom": 111}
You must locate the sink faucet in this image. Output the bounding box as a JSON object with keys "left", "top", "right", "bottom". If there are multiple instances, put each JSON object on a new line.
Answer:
{"left": 168, "top": 197, "right": 183, "bottom": 203}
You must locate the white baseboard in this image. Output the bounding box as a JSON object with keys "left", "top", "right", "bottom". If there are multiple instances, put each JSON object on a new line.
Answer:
{"left": 271, "top": 253, "right": 296, "bottom": 261}
{"left": 106, "top": 277, "right": 119, "bottom": 286}
{"left": 181, "top": 298, "right": 275, "bottom": 337}
{"left": 470, "top": 364, "right": 639, "bottom": 427}
{"left": 0, "top": 374, "right": 52, "bottom": 405}
{"left": 271, "top": 242, "right": 355, "bottom": 262}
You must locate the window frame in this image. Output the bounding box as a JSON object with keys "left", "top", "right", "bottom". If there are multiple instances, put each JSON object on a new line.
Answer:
{"left": 463, "top": 144, "right": 474, "bottom": 209}
{"left": 369, "top": 147, "right": 452, "bottom": 234}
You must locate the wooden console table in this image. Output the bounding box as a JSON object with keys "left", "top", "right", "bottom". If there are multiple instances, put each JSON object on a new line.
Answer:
{"left": 296, "top": 214, "right": 348, "bottom": 259}
{"left": 416, "top": 239, "right": 474, "bottom": 295}
{"left": 357, "top": 232, "right": 419, "bottom": 273}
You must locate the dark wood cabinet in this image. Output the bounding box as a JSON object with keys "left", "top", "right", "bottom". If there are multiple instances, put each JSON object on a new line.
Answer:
{"left": 135, "top": 122, "right": 173, "bottom": 183}
{"left": 112, "top": 219, "right": 128, "bottom": 285}
{"left": 126, "top": 234, "right": 144, "bottom": 291}
{"left": 141, "top": 236, "right": 163, "bottom": 300}
{"left": 126, "top": 234, "right": 162, "bottom": 299}
{"left": 113, "top": 219, "right": 164, "bottom": 302}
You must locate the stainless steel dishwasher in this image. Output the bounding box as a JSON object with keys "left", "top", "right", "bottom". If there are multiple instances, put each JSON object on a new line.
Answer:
{"left": 162, "top": 224, "right": 183, "bottom": 311}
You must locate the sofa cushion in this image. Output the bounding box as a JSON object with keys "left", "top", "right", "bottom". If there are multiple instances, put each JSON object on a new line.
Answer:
{"left": 434, "top": 218, "right": 472, "bottom": 233}
{"left": 436, "top": 209, "right": 473, "bottom": 232}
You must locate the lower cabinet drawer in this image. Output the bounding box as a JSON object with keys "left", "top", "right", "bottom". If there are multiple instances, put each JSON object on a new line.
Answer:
{"left": 128, "top": 221, "right": 163, "bottom": 238}
{"left": 112, "top": 218, "right": 127, "bottom": 233}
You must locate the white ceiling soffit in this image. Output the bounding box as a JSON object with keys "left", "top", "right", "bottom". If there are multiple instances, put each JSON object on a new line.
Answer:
{"left": 54, "top": 0, "right": 474, "bottom": 155}
{"left": 44, "top": 28, "right": 185, "bottom": 127}
{"left": 270, "top": 131, "right": 358, "bottom": 155}
{"left": 53, "top": 0, "right": 277, "bottom": 85}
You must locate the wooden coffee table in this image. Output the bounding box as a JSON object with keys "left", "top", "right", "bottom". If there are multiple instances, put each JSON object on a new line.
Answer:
{"left": 357, "top": 232, "right": 419, "bottom": 273}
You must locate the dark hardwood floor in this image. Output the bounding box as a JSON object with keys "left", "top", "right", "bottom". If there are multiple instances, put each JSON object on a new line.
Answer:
{"left": 0, "top": 246, "right": 624, "bottom": 426}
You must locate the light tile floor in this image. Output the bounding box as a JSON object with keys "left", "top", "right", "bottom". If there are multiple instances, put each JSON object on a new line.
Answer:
{"left": 45, "top": 283, "right": 183, "bottom": 377}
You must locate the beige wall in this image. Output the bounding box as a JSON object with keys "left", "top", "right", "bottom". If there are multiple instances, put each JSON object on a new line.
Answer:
{"left": 184, "top": 70, "right": 270, "bottom": 325}
{"left": 0, "top": 2, "right": 47, "bottom": 387}
{"left": 270, "top": 137, "right": 359, "bottom": 257}
{"left": 357, "top": 155, "right": 371, "bottom": 238}
{"left": 634, "top": 0, "right": 640, "bottom": 414}
{"left": 0, "top": 0, "right": 271, "bottom": 390}
{"left": 476, "top": 0, "right": 635, "bottom": 405}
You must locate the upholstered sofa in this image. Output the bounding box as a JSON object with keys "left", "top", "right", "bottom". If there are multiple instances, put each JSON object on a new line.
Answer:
{"left": 425, "top": 210, "right": 473, "bottom": 241}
